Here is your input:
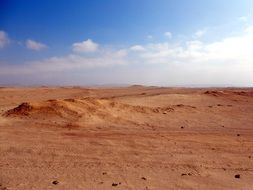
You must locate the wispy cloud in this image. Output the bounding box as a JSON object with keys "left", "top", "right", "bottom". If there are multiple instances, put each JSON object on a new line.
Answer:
{"left": 0, "top": 31, "right": 10, "bottom": 48}
{"left": 26, "top": 39, "right": 47, "bottom": 51}
{"left": 193, "top": 30, "right": 206, "bottom": 38}
{"left": 164, "top": 32, "right": 172, "bottom": 38}
{"left": 136, "top": 26, "right": 253, "bottom": 65}
{"left": 0, "top": 48, "right": 128, "bottom": 76}
{"left": 72, "top": 39, "right": 98, "bottom": 53}
{"left": 238, "top": 16, "right": 248, "bottom": 22}
{"left": 147, "top": 35, "right": 153, "bottom": 40}
{"left": 130, "top": 45, "right": 145, "bottom": 51}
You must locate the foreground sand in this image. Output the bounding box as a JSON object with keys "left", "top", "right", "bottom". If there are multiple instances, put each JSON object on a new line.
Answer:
{"left": 0, "top": 86, "right": 252, "bottom": 190}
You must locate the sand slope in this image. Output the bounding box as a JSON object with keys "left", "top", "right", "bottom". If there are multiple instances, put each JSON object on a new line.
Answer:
{"left": 0, "top": 87, "right": 253, "bottom": 189}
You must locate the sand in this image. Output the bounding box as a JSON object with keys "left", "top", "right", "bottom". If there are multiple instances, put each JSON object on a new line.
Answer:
{"left": 0, "top": 86, "right": 252, "bottom": 189}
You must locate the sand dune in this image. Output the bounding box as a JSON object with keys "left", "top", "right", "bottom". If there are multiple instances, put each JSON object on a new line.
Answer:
{"left": 0, "top": 87, "right": 253, "bottom": 189}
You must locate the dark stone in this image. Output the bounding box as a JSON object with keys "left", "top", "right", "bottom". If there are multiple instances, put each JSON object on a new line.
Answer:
{"left": 237, "top": 134, "right": 240, "bottom": 137}
{"left": 141, "top": 177, "right": 147, "bottom": 180}
{"left": 235, "top": 174, "right": 240, "bottom": 179}
{"left": 112, "top": 183, "right": 118, "bottom": 186}
{"left": 52, "top": 181, "right": 59, "bottom": 185}
{"left": 181, "top": 126, "right": 184, "bottom": 129}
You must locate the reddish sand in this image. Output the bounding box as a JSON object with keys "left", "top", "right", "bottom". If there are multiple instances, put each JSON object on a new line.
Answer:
{"left": 0, "top": 86, "right": 253, "bottom": 189}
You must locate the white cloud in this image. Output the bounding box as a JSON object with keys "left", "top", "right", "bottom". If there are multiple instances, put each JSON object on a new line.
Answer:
{"left": 128, "top": 26, "right": 253, "bottom": 86}
{"left": 0, "top": 31, "right": 10, "bottom": 48}
{"left": 136, "top": 26, "right": 253, "bottom": 65}
{"left": 72, "top": 39, "right": 98, "bottom": 53}
{"left": 147, "top": 35, "right": 153, "bottom": 40}
{"left": 164, "top": 32, "right": 172, "bottom": 38}
{"left": 0, "top": 49, "right": 127, "bottom": 76}
{"left": 26, "top": 39, "right": 47, "bottom": 51}
{"left": 130, "top": 45, "right": 145, "bottom": 51}
{"left": 238, "top": 16, "right": 248, "bottom": 22}
{"left": 193, "top": 30, "right": 206, "bottom": 38}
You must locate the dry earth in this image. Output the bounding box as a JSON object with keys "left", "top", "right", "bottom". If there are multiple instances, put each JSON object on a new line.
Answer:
{"left": 0, "top": 86, "right": 253, "bottom": 190}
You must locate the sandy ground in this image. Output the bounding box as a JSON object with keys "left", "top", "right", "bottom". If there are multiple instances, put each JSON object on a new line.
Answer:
{"left": 0, "top": 86, "right": 252, "bottom": 190}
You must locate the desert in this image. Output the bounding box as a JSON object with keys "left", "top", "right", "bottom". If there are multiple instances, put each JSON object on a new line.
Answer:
{"left": 0, "top": 86, "right": 252, "bottom": 190}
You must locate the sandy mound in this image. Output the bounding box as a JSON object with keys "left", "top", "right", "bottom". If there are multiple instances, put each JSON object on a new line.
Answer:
{"left": 3, "top": 97, "right": 177, "bottom": 126}
{"left": 4, "top": 100, "right": 80, "bottom": 120}
{"left": 4, "top": 102, "right": 33, "bottom": 116}
{"left": 204, "top": 90, "right": 253, "bottom": 99}
{"left": 107, "top": 101, "right": 174, "bottom": 114}
{"left": 233, "top": 90, "right": 253, "bottom": 97}
{"left": 204, "top": 90, "right": 226, "bottom": 97}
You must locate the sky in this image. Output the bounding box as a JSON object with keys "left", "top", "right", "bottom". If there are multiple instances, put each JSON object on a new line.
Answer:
{"left": 0, "top": 0, "right": 253, "bottom": 86}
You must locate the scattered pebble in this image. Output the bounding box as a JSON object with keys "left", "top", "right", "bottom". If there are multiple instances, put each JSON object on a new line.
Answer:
{"left": 52, "top": 180, "right": 59, "bottom": 185}
{"left": 102, "top": 172, "right": 107, "bottom": 175}
{"left": 112, "top": 183, "right": 118, "bottom": 186}
{"left": 141, "top": 177, "right": 147, "bottom": 180}
{"left": 181, "top": 126, "right": 184, "bottom": 129}
{"left": 237, "top": 134, "right": 240, "bottom": 137}
{"left": 235, "top": 174, "right": 240, "bottom": 179}
{"left": 181, "top": 173, "right": 192, "bottom": 176}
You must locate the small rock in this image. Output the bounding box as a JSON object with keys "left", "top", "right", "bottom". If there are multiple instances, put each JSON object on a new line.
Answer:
{"left": 102, "top": 172, "right": 107, "bottom": 175}
{"left": 181, "top": 126, "right": 184, "bottom": 129}
{"left": 141, "top": 177, "right": 147, "bottom": 180}
{"left": 235, "top": 174, "right": 240, "bottom": 179}
{"left": 181, "top": 173, "right": 187, "bottom": 176}
{"left": 237, "top": 134, "right": 240, "bottom": 137}
{"left": 52, "top": 180, "right": 59, "bottom": 185}
{"left": 112, "top": 183, "right": 118, "bottom": 186}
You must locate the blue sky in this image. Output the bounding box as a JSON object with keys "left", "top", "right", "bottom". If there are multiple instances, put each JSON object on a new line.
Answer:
{"left": 1, "top": 0, "right": 253, "bottom": 86}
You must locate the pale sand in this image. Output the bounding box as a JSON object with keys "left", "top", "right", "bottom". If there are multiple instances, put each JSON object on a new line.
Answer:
{"left": 0, "top": 86, "right": 252, "bottom": 189}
